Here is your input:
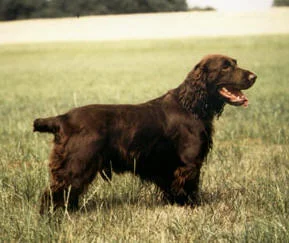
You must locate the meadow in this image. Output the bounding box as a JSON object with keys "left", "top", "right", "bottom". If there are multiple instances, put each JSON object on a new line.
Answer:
{"left": 0, "top": 35, "right": 289, "bottom": 242}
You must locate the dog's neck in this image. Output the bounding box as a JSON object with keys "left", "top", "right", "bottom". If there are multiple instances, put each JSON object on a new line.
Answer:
{"left": 176, "top": 79, "right": 225, "bottom": 120}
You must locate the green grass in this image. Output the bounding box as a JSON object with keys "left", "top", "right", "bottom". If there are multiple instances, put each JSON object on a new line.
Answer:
{"left": 1, "top": 35, "right": 289, "bottom": 242}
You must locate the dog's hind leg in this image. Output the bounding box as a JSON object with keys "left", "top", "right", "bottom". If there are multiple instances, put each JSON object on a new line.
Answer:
{"left": 40, "top": 137, "right": 105, "bottom": 214}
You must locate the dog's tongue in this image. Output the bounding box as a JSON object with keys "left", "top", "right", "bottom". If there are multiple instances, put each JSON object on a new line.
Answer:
{"left": 242, "top": 98, "right": 249, "bottom": 108}
{"left": 230, "top": 89, "right": 248, "bottom": 107}
{"left": 219, "top": 87, "right": 249, "bottom": 107}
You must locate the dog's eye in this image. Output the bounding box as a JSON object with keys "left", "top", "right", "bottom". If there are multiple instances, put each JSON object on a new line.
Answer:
{"left": 222, "top": 60, "right": 231, "bottom": 70}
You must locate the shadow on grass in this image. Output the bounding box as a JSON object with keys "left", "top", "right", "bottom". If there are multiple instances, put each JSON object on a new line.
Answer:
{"left": 79, "top": 182, "right": 167, "bottom": 213}
{"left": 199, "top": 187, "right": 246, "bottom": 206}
{"left": 40, "top": 176, "right": 247, "bottom": 217}
{"left": 79, "top": 187, "right": 247, "bottom": 213}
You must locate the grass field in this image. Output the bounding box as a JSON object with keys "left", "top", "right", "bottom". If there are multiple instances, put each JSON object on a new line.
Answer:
{"left": 1, "top": 35, "right": 289, "bottom": 242}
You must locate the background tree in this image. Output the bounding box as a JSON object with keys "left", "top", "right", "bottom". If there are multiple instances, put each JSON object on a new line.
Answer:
{"left": 0, "top": 0, "right": 46, "bottom": 20}
{"left": 0, "top": 0, "right": 187, "bottom": 21}
{"left": 274, "top": 0, "right": 289, "bottom": 5}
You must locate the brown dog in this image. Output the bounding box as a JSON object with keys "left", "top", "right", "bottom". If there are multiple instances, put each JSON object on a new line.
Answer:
{"left": 34, "top": 54, "right": 256, "bottom": 214}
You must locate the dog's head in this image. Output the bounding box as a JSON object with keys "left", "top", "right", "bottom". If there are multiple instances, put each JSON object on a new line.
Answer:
{"left": 193, "top": 54, "right": 257, "bottom": 107}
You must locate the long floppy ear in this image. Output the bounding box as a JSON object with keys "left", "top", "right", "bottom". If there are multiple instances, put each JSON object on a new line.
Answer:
{"left": 179, "top": 62, "right": 209, "bottom": 117}
{"left": 190, "top": 62, "right": 207, "bottom": 81}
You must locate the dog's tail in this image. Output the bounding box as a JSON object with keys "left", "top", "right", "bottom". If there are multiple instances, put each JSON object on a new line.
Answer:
{"left": 33, "top": 116, "right": 62, "bottom": 134}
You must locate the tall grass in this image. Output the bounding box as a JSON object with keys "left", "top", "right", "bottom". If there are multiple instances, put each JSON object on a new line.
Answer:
{"left": 0, "top": 35, "right": 289, "bottom": 242}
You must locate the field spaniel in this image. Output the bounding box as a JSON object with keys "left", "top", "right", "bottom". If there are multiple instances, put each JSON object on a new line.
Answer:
{"left": 34, "top": 54, "right": 256, "bottom": 214}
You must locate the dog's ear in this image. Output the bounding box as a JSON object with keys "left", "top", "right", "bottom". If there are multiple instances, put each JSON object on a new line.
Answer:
{"left": 192, "top": 58, "right": 219, "bottom": 83}
{"left": 190, "top": 61, "right": 207, "bottom": 81}
{"left": 179, "top": 57, "right": 225, "bottom": 118}
{"left": 179, "top": 61, "right": 209, "bottom": 116}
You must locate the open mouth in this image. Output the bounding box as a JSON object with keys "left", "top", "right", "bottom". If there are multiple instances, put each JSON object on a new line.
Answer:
{"left": 219, "top": 87, "right": 249, "bottom": 107}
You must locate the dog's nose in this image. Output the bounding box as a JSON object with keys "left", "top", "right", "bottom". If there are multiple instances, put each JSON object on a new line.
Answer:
{"left": 249, "top": 73, "right": 257, "bottom": 83}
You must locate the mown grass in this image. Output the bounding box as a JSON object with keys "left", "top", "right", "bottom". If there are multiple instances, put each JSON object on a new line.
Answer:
{"left": 1, "top": 35, "right": 289, "bottom": 242}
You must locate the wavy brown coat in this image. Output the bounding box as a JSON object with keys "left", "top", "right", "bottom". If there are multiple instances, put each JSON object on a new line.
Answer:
{"left": 34, "top": 54, "right": 257, "bottom": 214}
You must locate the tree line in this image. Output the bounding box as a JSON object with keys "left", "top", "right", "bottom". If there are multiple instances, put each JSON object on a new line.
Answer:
{"left": 0, "top": 0, "right": 187, "bottom": 21}
{"left": 0, "top": 0, "right": 288, "bottom": 21}
{"left": 274, "top": 0, "right": 289, "bottom": 5}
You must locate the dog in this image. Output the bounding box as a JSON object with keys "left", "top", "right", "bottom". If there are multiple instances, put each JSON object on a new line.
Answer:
{"left": 34, "top": 54, "right": 256, "bottom": 214}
